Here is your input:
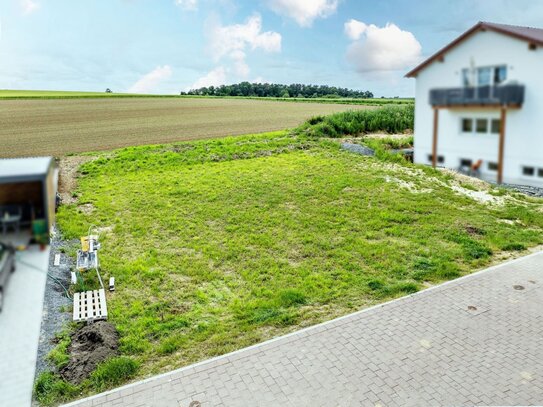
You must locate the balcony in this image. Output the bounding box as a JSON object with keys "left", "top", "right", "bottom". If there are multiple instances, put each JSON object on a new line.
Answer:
{"left": 429, "top": 84, "right": 525, "bottom": 107}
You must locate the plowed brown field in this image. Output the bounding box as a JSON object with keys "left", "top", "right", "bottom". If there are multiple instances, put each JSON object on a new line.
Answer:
{"left": 0, "top": 98, "right": 373, "bottom": 157}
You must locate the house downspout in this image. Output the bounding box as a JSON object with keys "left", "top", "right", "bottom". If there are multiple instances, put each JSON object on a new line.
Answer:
{"left": 497, "top": 106, "right": 507, "bottom": 184}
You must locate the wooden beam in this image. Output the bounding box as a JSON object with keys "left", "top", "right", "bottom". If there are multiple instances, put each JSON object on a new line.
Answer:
{"left": 497, "top": 107, "right": 507, "bottom": 184}
{"left": 432, "top": 108, "right": 439, "bottom": 168}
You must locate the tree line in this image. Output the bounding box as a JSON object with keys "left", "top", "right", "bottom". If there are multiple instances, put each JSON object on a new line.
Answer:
{"left": 182, "top": 82, "right": 374, "bottom": 99}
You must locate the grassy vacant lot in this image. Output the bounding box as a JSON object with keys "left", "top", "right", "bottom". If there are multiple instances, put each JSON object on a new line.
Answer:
{"left": 0, "top": 97, "right": 374, "bottom": 158}
{"left": 41, "top": 129, "right": 543, "bottom": 404}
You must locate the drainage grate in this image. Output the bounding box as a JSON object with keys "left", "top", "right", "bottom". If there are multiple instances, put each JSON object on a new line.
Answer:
{"left": 73, "top": 289, "right": 108, "bottom": 322}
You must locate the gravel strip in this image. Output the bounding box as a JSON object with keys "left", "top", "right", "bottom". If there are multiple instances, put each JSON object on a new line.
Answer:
{"left": 498, "top": 183, "right": 543, "bottom": 197}
{"left": 341, "top": 142, "right": 374, "bottom": 156}
{"left": 34, "top": 228, "right": 74, "bottom": 379}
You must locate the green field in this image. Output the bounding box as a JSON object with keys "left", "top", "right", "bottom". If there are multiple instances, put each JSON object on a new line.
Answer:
{"left": 0, "top": 90, "right": 167, "bottom": 98}
{"left": 0, "top": 97, "right": 377, "bottom": 158}
{"left": 0, "top": 90, "right": 413, "bottom": 105}
{"left": 38, "top": 129, "right": 543, "bottom": 405}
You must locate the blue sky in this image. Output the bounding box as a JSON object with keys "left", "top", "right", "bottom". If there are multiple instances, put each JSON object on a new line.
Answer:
{"left": 1, "top": 0, "right": 543, "bottom": 96}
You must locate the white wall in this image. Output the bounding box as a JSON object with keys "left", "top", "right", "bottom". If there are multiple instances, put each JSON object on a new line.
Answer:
{"left": 413, "top": 29, "right": 543, "bottom": 186}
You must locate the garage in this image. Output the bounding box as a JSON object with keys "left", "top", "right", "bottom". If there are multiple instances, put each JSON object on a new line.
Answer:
{"left": 0, "top": 157, "right": 58, "bottom": 247}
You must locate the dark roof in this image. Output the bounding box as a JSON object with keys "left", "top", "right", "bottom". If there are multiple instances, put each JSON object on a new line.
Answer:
{"left": 406, "top": 22, "right": 543, "bottom": 78}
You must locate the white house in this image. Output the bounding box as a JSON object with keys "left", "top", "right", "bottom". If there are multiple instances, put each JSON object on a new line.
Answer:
{"left": 406, "top": 21, "right": 543, "bottom": 186}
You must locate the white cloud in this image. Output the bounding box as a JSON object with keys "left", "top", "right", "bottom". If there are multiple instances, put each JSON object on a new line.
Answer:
{"left": 20, "top": 0, "right": 40, "bottom": 15}
{"left": 174, "top": 0, "right": 198, "bottom": 11}
{"left": 128, "top": 65, "right": 173, "bottom": 94}
{"left": 190, "top": 66, "right": 227, "bottom": 89}
{"left": 206, "top": 14, "right": 281, "bottom": 80}
{"left": 344, "top": 19, "right": 367, "bottom": 41}
{"left": 267, "top": 0, "right": 338, "bottom": 27}
{"left": 209, "top": 14, "right": 281, "bottom": 61}
{"left": 345, "top": 21, "right": 422, "bottom": 73}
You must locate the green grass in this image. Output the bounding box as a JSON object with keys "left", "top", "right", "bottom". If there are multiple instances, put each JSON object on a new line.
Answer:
{"left": 296, "top": 105, "right": 414, "bottom": 137}
{"left": 0, "top": 90, "right": 175, "bottom": 99}
{"left": 41, "top": 130, "right": 543, "bottom": 404}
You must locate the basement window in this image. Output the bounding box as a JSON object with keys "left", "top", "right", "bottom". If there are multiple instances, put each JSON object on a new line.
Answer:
{"left": 538, "top": 169, "right": 543, "bottom": 178}
{"left": 488, "top": 162, "right": 498, "bottom": 171}
{"left": 523, "top": 166, "right": 535, "bottom": 176}
{"left": 460, "top": 158, "right": 473, "bottom": 167}
{"left": 461, "top": 118, "right": 473, "bottom": 132}
{"left": 491, "top": 119, "right": 501, "bottom": 134}
{"left": 427, "top": 154, "right": 444, "bottom": 164}
{"left": 476, "top": 119, "right": 488, "bottom": 133}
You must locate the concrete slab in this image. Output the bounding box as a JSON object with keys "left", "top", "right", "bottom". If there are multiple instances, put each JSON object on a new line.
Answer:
{"left": 0, "top": 246, "right": 50, "bottom": 407}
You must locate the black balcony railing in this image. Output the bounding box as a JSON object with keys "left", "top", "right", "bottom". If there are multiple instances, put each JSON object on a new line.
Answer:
{"left": 429, "top": 84, "right": 525, "bottom": 107}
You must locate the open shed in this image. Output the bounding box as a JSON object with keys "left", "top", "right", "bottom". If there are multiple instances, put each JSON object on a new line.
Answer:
{"left": 0, "top": 157, "right": 57, "bottom": 245}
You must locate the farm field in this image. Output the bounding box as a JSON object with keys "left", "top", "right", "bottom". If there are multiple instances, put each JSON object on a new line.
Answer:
{"left": 0, "top": 97, "right": 375, "bottom": 158}
{"left": 40, "top": 129, "right": 543, "bottom": 404}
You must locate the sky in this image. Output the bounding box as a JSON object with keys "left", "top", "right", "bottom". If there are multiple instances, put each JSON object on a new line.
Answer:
{"left": 1, "top": 0, "right": 543, "bottom": 97}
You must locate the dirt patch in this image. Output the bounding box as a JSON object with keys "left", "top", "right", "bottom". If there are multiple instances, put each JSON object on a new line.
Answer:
{"left": 465, "top": 225, "right": 485, "bottom": 236}
{"left": 60, "top": 321, "right": 119, "bottom": 384}
{"left": 58, "top": 156, "right": 97, "bottom": 204}
{"left": 77, "top": 203, "right": 95, "bottom": 215}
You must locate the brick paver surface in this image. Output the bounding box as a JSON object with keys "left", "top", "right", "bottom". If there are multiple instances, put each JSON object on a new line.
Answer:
{"left": 65, "top": 252, "right": 543, "bottom": 407}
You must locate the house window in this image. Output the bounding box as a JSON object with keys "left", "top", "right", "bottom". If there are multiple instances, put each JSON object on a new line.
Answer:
{"left": 523, "top": 166, "right": 535, "bottom": 176}
{"left": 462, "top": 69, "right": 470, "bottom": 87}
{"left": 427, "top": 154, "right": 444, "bottom": 164}
{"left": 488, "top": 162, "right": 498, "bottom": 171}
{"left": 494, "top": 66, "right": 507, "bottom": 84}
{"left": 476, "top": 119, "right": 488, "bottom": 133}
{"left": 478, "top": 67, "right": 492, "bottom": 86}
{"left": 538, "top": 169, "right": 543, "bottom": 178}
{"left": 461, "top": 118, "right": 473, "bottom": 132}
{"left": 460, "top": 158, "right": 473, "bottom": 167}
{"left": 491, "top": 119, "right": 501, "bottom": 134}
{"left": 464, "top": 66, "right": 508, "bottom": 87}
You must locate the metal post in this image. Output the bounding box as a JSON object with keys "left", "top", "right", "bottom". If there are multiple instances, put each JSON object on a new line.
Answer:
{"left": 432, "top": 108, "right": 439, "bottom": 168}
{"left": 497, "top": 107, "right": 507, "bottom": 184}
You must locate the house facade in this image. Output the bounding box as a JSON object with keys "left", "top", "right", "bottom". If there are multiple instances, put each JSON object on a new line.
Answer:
{"left": 407, "top": 22, "right": 543, "bottom": 186}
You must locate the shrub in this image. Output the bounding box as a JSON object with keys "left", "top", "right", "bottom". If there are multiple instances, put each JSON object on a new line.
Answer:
{"left": 295, "top": 105, "right": 414, "bottom": 138}
{"left": 91, "top": 357, "right": 138, "bottom": 390}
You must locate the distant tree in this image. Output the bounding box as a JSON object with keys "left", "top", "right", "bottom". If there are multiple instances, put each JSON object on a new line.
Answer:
{"left": 105, "top": 88, "right": 112, "bottom": 93}
{"left": 183, "top": 82, "right": 373, "bottom": 99}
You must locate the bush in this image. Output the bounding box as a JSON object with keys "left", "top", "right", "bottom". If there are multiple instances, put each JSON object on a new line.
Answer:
{"left": 91, "top": 357, "right": 138, "bottom": 390}
{"left": 295, "top": 105, "right": 414, "bottom": 138}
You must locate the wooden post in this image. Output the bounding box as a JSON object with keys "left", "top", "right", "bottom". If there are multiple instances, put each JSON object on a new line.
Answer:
{"left": 497, "top": 107, "right": 507, "bottom": 184}
{"left": 432, "top": 108, "right": 439, "bottom": 167}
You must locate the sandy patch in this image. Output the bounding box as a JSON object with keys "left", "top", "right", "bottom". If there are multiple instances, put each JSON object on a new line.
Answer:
{"left": 58, "top": 156, "right": 97, "bottom": 204}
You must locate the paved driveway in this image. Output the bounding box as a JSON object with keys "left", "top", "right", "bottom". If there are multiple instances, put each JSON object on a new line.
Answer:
{"left": 65, "top": 251, "right": 543, "bottom": 407}
{"left": 0, "top": 247, "right": 50, "bottom": 407}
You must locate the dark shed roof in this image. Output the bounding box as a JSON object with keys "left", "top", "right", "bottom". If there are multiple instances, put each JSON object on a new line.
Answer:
{"left": 406, "top": 21, "right": 543, "bottom": 78}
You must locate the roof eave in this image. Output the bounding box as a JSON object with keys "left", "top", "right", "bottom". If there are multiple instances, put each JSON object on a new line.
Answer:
{"left": 405, "top": 21, "right": 543, "bottom": 79}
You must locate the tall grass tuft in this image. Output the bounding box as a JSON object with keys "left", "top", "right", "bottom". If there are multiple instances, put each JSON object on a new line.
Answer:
{"left": 296, "top": 104, "right": 414, "bottom": 138}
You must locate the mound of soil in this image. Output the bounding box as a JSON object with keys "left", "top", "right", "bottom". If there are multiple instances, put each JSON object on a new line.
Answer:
{"left": 60, "top": 321, "right": 119, "bottom": 384}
